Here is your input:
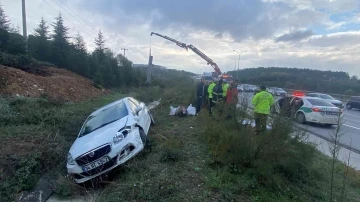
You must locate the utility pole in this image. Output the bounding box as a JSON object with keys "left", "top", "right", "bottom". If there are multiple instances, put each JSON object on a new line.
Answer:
{"left": 146, "top": 48, "right": 153, "bottom": 85}
{"left": 233, "top": 50, "right": 247, "bottom": 79}
{"left": 22, "top": 0, "right": 27, "bottom": 40}
{"left": 121, "top": 48, "right": 128, "bottom": 57}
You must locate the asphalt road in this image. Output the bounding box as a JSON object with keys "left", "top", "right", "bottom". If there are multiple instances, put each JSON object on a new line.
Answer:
{"left": 239, "top": 92, "right": 360, "bottom": 153}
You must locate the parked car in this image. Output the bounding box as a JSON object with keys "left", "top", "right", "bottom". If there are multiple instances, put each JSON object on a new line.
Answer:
{"left": 306, "top": 93, "right": 344, "bottom": 108}
{"left": 238, "top": 84, "right": 258, "bottom": 92}
{"left": 66, "top": 97, "right": 155, "bottom": 183}
{"left": 346, "top": 96, "right": 360, "bottom": 110}
{"left": 272, "top": 88, "right": 287, "bottom": 96}
{"left": 267, "top": 87, "right": 276, "bottom": 93}
{"left": 272, "top": 96, "right": 343, "bottom": 126}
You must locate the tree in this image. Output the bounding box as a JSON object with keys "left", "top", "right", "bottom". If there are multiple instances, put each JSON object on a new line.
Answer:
{"left": 9, "top": 24, "right": 20, "bottom": 34}
{"left": 94, "top": 30, "right": 105, "bottom": 52}
{"left": 68, "top": 32, "right": 89, "bottom": 76}
{"left": 0, "top": 5, "right": 10, "bottom": 30}
{"left": 34, "top": 16, "right": 49, "bottom": 39}
{"left": 51, "top": 13, "right": 69, "bottom": 68}
{"left": 116, "top": 54, "right": 134, "bottom": 86}
{"left": 350, "top": 75, "right": 358, "bottom": 81}
{"left": 28, "top": 17, "right": 51, "bottom": 61}
{"left": 74, "top": 32, "right": 86, "bottom": 52}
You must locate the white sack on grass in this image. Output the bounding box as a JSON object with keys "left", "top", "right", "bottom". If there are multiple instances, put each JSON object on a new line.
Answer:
{"left": 187, "top": 104, "right": 196, "bottom": 116}
{"left": 169, "top": 106, "right": 178, "bottom": 116}
{"left": 241, "top": 118, "right": 272, "bottom": 130}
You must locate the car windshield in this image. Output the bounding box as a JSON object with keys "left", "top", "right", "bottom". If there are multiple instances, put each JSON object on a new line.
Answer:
{"left": 319, "top": 94, "right": 335, "bottom": 100}
{"left": 79, "top": 101, "right": 128, "bottom": 137}
{"left": 307, "top": 98, "right": 335, "bottom": 107}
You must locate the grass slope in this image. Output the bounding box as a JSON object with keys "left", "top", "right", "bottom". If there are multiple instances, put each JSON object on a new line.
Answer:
{"left": 1, "top": 82, "right": 360, "bottom": 202}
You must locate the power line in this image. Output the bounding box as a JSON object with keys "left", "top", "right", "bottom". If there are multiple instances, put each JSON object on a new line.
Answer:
{"left": 57, "top": 0, "right": 98, "bottom": 34}
{"left": 52, "top": 0, "right": 97, "bottom": 37}
{"left": 42, "top": 0, "right": 95, "bottom": 39}
{"left": 48, "top": 0, "right": 96, "bottom": 38}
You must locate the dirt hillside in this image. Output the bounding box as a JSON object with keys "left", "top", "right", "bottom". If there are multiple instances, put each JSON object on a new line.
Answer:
{"left": 0, "top": 65, "right": 106, "bottom": 102}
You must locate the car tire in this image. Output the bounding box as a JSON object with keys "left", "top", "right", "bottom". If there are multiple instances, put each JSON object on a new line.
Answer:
{"left": 149, "top": 112, "right": 155, "bottom": 126}
{"left": 296, "top": 112, "right": 306, "bottom": 124}
{"left": 346, "top": 104, "right": 352, "bottom": 110}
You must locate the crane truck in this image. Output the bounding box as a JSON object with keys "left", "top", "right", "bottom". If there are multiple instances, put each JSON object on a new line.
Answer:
{"left": 150, "top": 32, "right": 233, "bottom": 84}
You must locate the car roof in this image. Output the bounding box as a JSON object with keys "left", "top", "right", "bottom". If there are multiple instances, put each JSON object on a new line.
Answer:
{"left": 308, "top": 92, "right": 329, "bottom": 95}
{"left": 91, "top": 97, "right": 129, "bottom": 115}
{"left": 293, "top": 96, "right": 321, "bottom": 99}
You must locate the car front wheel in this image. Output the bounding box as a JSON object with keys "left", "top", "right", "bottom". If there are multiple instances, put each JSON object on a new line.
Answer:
{"left": 346, "top": 104, "right": 352, "bottom": 110}
{"left": 296, "top": 112, "right": 306, "bottom": 124}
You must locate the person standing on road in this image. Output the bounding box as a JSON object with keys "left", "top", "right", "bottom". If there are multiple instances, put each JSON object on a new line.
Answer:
{"left": 251, "top": 85, "right": 274, "bottom": 134}
{"left": 196, "top": 78, "right": 205, "bottom": 115}
{"left": 207, "top": 78, "right": 217, "bottom": 115}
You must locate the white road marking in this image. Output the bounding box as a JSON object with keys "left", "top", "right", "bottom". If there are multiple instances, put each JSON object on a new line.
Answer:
{"left": 343, "top": 124, "right": 360, "bottom": 130}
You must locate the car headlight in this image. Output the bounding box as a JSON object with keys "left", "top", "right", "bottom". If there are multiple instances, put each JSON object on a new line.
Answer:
{"left": 67, "top": 153, "right": 75, "bottom": 165}
{"left": 113, "top": 128, "right": 130, "bottom": 144}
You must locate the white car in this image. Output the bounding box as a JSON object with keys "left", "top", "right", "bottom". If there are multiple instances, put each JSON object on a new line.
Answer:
{"left": 273, "top": 96, "right": 343, "bottom": 126}
{"left": 272, "top": 88, "right": 287, "bottom": 96}
{"left": 66, "top": 97, "right": 155, "bottom": 183}
{"left": 306, "top": 93, "right": 344, "bottom": 108}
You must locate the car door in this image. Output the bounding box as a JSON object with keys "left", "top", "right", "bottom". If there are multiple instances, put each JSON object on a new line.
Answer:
{"left": 290, "top": 97, "right": 304, "bottom": 117}
{"left": 129, "top": 98, "right": 151, "bottom": 133}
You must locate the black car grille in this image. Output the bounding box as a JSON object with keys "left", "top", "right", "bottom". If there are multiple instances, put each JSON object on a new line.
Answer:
{"left": 73, "top": 156, "right": 117, "bottom": 179}
{"left": 75, "top": 144, "right": 111, "bottom": 166}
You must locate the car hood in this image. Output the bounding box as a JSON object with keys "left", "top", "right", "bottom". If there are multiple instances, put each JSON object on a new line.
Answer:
{"left": 69, "top": 117, "right": 128, "bottom": 158}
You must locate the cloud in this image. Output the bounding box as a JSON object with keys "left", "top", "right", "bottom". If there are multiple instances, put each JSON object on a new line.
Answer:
{"left": 275, "top": 30, "right": 315, "bottom": 42}
{"left": 78, "top": 0, "right": 331, "bottom": 42}
{"left": 306, "top": 31, "right": 360, "bottom": 48}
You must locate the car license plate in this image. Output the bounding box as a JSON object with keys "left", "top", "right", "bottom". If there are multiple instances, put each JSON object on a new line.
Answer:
{"left": 326, "top": 112, "right": 338, "bottom": 115}
{"left": 82, "top": 156, "right": 109, "bottom": 172}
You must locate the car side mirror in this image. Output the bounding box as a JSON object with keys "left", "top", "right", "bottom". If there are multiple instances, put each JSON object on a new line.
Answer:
{"left": 135, "top": 106, "right": 143, "bottom": 115}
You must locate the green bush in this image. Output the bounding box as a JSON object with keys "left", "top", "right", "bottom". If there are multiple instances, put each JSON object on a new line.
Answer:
{"left": 202, "top": 109, "right": 323, "bottom": 198}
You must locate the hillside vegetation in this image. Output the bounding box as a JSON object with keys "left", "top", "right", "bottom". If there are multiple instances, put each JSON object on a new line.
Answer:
{"left": 229, "top": 67, "right": 360, "bottom": 94}
{"left": 0, "top": 5, "right": 142, "bottom": 89}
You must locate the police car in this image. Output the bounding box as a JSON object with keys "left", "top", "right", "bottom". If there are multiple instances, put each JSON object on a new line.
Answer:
{"left": 272, "top": 92, "right": 343, "bottom": 126}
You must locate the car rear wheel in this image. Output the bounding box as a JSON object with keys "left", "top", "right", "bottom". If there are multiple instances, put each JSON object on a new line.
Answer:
{"left": 296, "top": 112, "right": 306, "bottom": 124}
{"left": 346, "top": 104, "right": 352, "bottom": 110}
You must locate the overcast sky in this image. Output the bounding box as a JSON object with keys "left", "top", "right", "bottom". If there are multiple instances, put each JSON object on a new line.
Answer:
{"left": 1, "top": 0, "right": 360, "bottom": 76}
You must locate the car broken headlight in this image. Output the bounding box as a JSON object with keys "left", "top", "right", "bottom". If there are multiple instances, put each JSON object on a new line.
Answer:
{"left": 113, "top": 128, "right": 131, "bottom": 144}
{"left": 67, "top": 153, "right": 75, "bottom": 165}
